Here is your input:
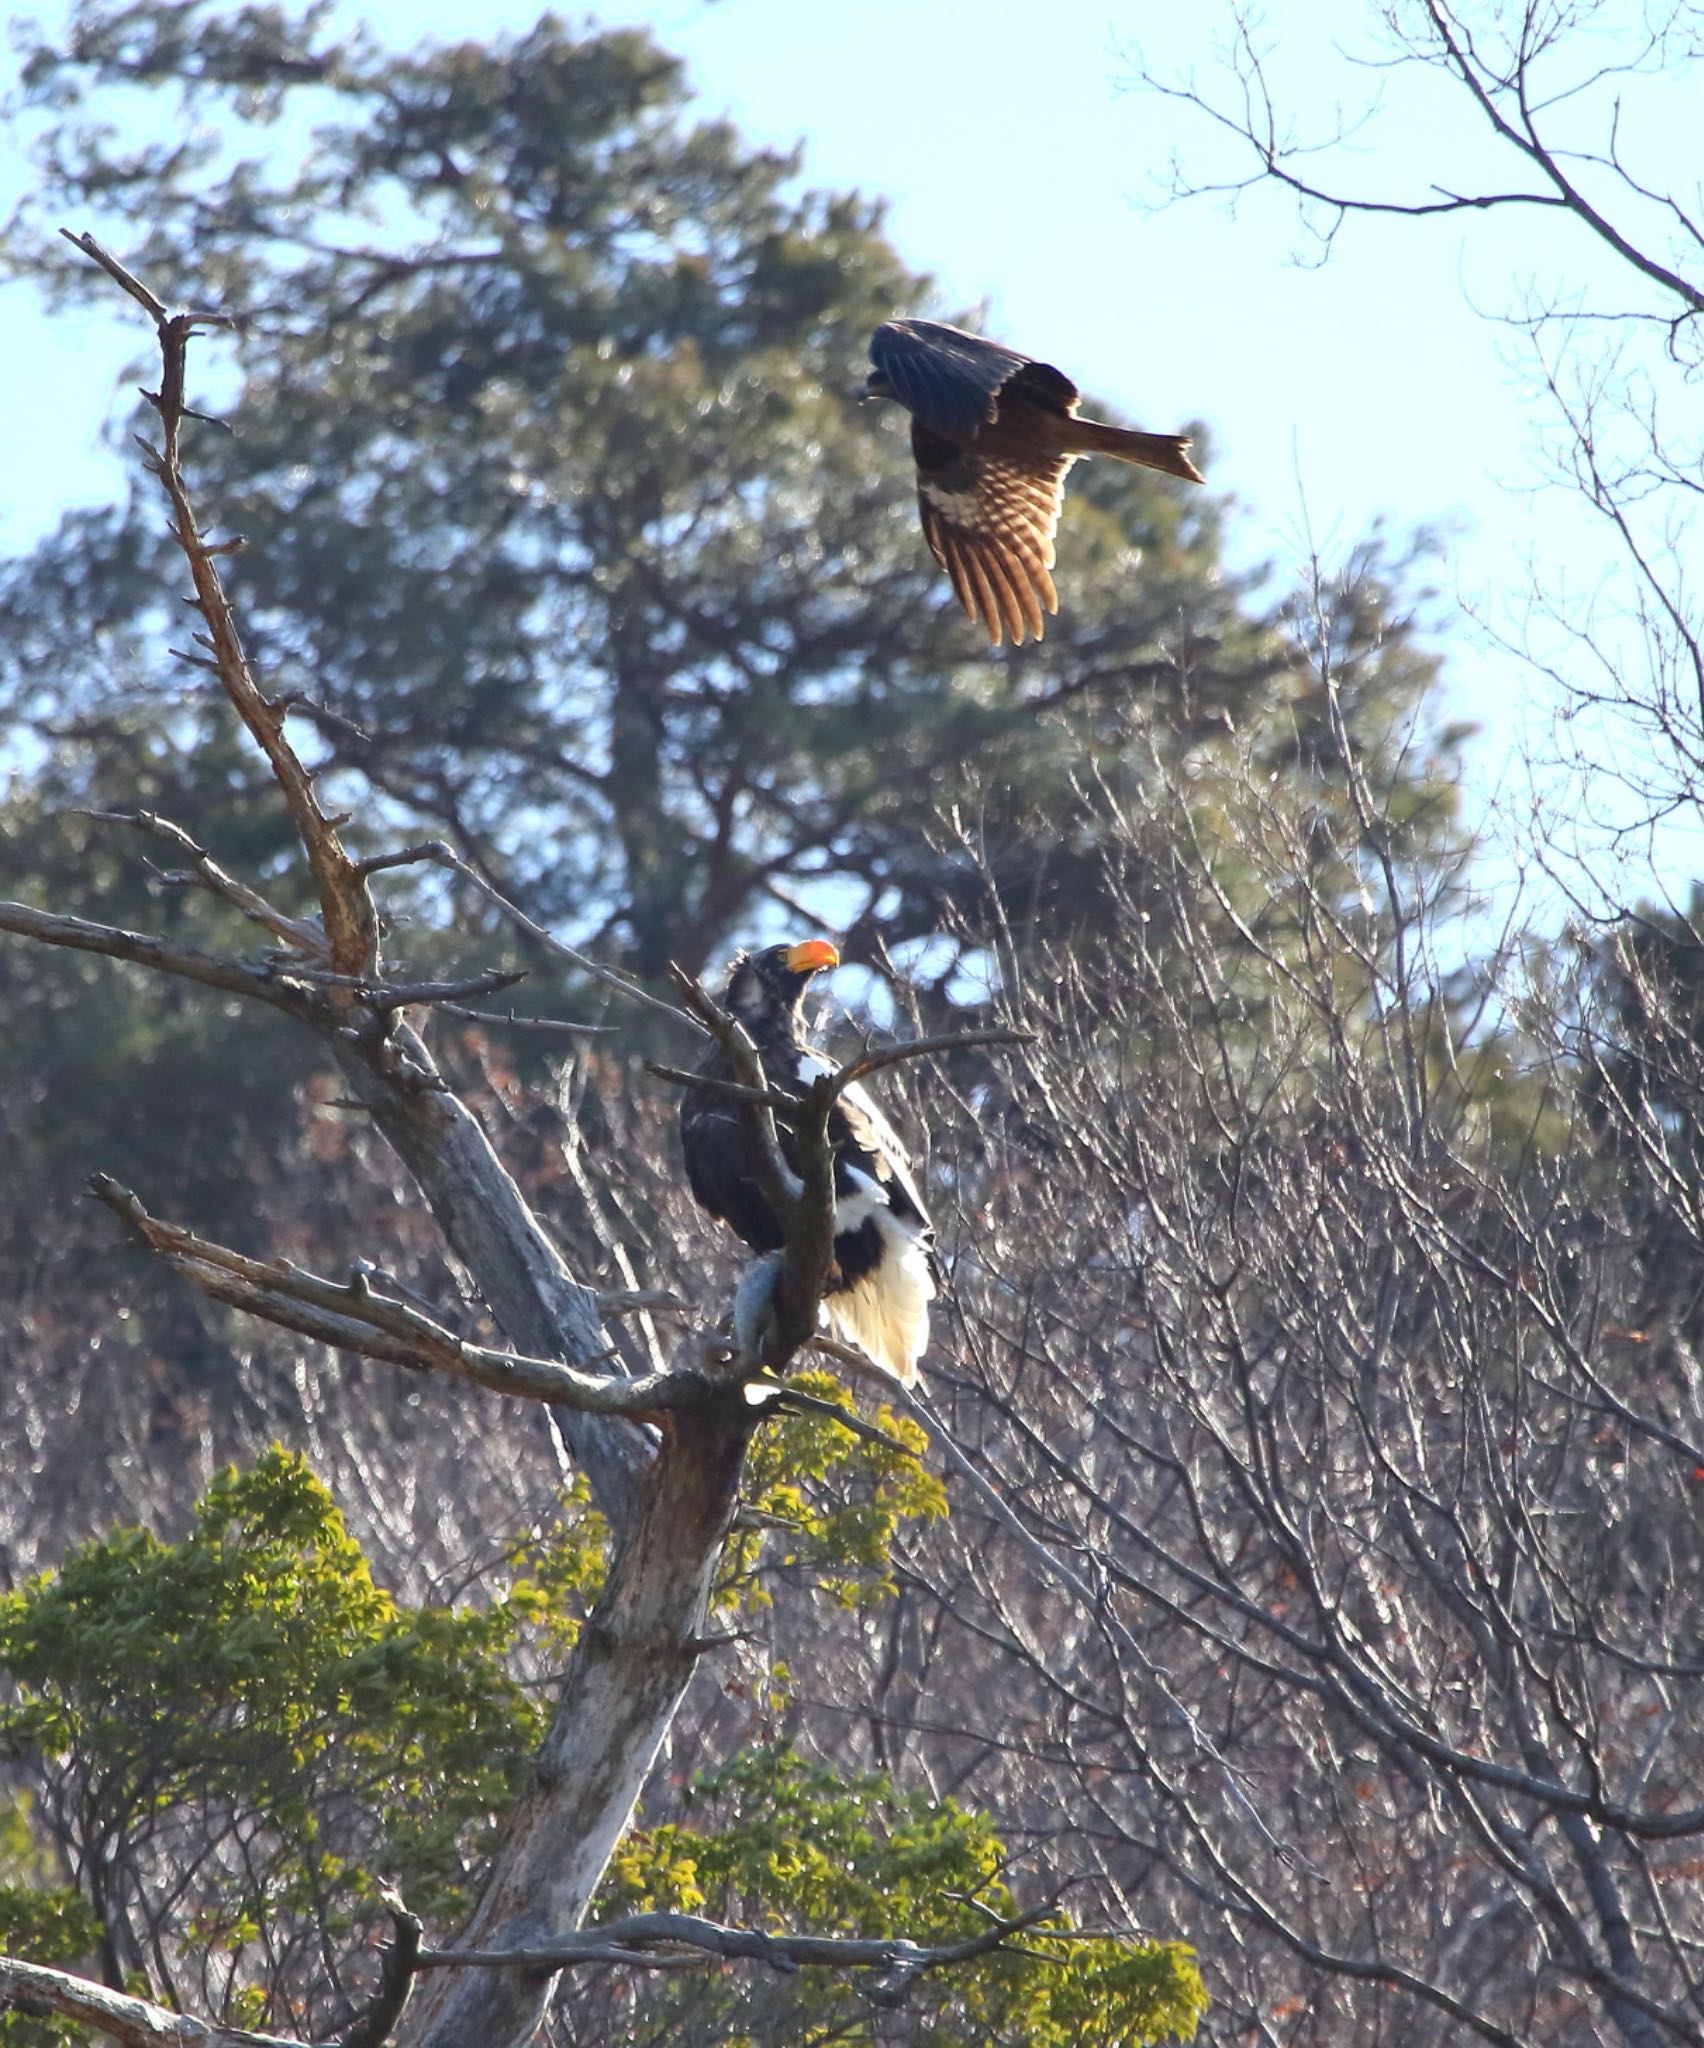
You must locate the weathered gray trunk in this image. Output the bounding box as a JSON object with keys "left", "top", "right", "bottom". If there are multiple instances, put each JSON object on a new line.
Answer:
{"left": 331, "top": 1023, "right": 652, "bottom": 1522}
{"left": 399, "top": 1401, "right": 752, "bottom": 2048}
{"left": 5, "top": 255, "right": 757, "bottom": 2048}
{"left": 330, "top": 1020, "right": 750, "bottom": 2047}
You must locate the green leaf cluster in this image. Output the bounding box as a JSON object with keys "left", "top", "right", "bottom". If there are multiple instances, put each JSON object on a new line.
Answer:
{"left": 0, "top": 1448, "right": 548, "bottom": 1994}
{"left": 722, "top": 1373, "right": 947, "bottom": 1611}
{"left": 605, "top": 1741, "right": 1207, "bottom": 2046}
{"left": 501, "top": 1472, "right": 610, "bottom": 1657}
{"left": 0, "top": 1796, "right": 101, "bottom": 2046}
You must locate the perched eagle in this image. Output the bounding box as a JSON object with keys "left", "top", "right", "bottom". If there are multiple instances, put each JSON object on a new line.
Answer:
{"left": 865, "top": 317, "right": 1204, "bottom": 647}
{"left": 679, "top": 939, "right": 935, "bottom": 1387}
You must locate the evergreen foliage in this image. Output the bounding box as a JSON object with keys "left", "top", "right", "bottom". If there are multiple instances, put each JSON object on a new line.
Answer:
{"left": 0, "top": 1448, "right": 1201, "bottom": 2042}
{"left": 0, "top": 1451, "right": 546, "bottom": 2028}
{"left": 603, "top": 1742, "right": 1207, "bottom": 2047}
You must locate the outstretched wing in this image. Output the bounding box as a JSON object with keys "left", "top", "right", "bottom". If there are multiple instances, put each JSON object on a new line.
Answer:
{"left": 911, "top": 423, "right": 1069, "bottom": 647}
{"left": 871, "top": 319, "right": 1057, "bottom": 439}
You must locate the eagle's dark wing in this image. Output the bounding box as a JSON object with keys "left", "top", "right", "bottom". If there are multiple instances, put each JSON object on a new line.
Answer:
{"left": 912, "top": 424, "right": 1068, "bottom": 647}
{"left": 871, "top": 319, "right": 1061, "bottom": 439}
{"left": 681, "top": 1026, "right": 937, "bottom": 1385}
{"left": 827, "top": 1079, "right": 933, "bottom": 1237}
{"left": 680, "top": 1093, "right": 786, "bottom": 1254}
{"left": 680, "top": 1044, "right": 930, "bottom": 1247}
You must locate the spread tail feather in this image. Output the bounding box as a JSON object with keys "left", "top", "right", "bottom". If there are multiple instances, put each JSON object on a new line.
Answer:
{"left": 1066, "top": 417, "right": 1204, "bottom": 484}
{"left": 825, "top": 1237, "right": 934, "bottom": 1389}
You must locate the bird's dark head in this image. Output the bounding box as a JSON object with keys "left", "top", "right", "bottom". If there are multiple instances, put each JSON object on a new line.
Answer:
{"left": 723, "top": 939, "right": 840, "bottom": 1025}
{"left": 862, "top": 366, "right": 898, "bottom": 405}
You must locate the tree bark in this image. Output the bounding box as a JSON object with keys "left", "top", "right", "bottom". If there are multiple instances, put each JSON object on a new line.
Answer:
{"left": 326, "top": 1021, "right": 651, "bottom": 1522}
{"left": 397, "top": 1393, "right": 753, "bottom": 2048}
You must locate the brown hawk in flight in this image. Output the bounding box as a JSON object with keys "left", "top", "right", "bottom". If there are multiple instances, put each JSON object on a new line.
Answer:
{"left": 866, "top": 318, "right": 1204, "bottom": 647}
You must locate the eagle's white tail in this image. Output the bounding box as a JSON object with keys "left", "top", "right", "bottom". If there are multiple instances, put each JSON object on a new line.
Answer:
{"left": 826, "top": 1226, "right": 934, "bottom": 1389}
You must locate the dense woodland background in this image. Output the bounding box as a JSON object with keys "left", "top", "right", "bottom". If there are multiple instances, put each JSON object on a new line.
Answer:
{"left": 1, "top": 2, "right": 1702, "bottom": 2043}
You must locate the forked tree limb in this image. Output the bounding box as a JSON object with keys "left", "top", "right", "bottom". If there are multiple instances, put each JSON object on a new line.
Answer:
{"left": 419, "top": 1898, "right": 1064, "bottom": 1992}
{"left": 88, "top": 1176, "right": 716, "bottom": 1417}
{"left": 80, "top": 807, "right": 331, "bottom": 955}
{"left": 63, "top": 229, "right": 380, "bottom": 980}
{"left": 337, "top": 1891, "right": 422, "bottom": 2048}
{"left": 1127, "top": 5, "right": 1704, "bottom": 316}
{"left": 0, "top": 1896, "right": 1064, "bottom": 2046}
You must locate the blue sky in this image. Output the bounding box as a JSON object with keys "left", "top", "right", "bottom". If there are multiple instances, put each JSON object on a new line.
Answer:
{"left": 4, "top": 0, "right": 1556, "bottom": 558}
{"left": 5, "top": 0, "right": 1698, "bottom": 902}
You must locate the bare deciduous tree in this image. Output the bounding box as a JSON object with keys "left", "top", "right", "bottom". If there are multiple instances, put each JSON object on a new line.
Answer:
{"left": 1123, "top": 0, "right": 1702, "bottom": 856}
{"left": 798, "top": 543, "right": 1704, "bottom": 2046}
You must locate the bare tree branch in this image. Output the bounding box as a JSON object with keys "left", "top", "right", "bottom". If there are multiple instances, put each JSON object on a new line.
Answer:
{"left": 336, "top": 1892, "right": 421, "bottom": 2048}
{"left": 0, "top": 898, "right": 312, "bottom": 1011}
{"left": 86, "top": 1176, "right": 732, "bottom": 1419}
{"left": 0, "top": 1946, "right": 301, "bottom": 2047}
{"left": 1125, "top": 5, "right": 1702, "bottom": 315}
{"left": 62, "top": 230, "right": 382, "bottom": 980}
{"left": 80, "top": 808, "right": 330, "bottom": 955}
{"left": 665, "top": 960, "right": 832, "bottom": 1366}
{"left": 356, "top": 838, "right": 705, "bottom": 1036}
{"left": 418, "top": 1898, "right": 1064, "bottom": 1988}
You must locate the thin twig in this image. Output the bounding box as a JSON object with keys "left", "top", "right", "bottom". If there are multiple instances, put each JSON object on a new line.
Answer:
{"left": 358, "top": 838, "right": 704, "bottom": 1034}
{"left": 769, "top": 1380, "right": 920, "bottom": 1459}
{"left": 439, "top": 1004, "right": 612, "bottom": 1035}
{"left": 645, "top": 1062, "right": 799, "bottom": 1114}
{"left": 79, "top": 807, "right": 328, "bottom": 955}
{"left": 831, "top": 1027, "right": 1036, "bottom": 1093}
{"left": 366, "top": 969, "right": 527, "bottom": 1012}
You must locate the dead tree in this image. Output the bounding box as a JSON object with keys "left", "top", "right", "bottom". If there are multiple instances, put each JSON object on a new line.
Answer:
{"left": 0, "top": 237, "right": 1025, "bottom": 2048}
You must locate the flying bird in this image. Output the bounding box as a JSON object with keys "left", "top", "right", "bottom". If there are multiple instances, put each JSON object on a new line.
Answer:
{"left": 679, "top": 939, "right": 935, "bottom": 1387}
{"left": 866, "top": 317, "right": 1204, "bottom": 647}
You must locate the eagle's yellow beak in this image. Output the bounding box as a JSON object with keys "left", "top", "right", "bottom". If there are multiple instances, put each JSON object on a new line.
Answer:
{"left": 785, "top": 939, "right": 841, "bottom": 975}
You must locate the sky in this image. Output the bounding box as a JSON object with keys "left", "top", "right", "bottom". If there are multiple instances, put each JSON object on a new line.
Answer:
{"left": 4, "top": 0, "right": 1698, "bottom": 907}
